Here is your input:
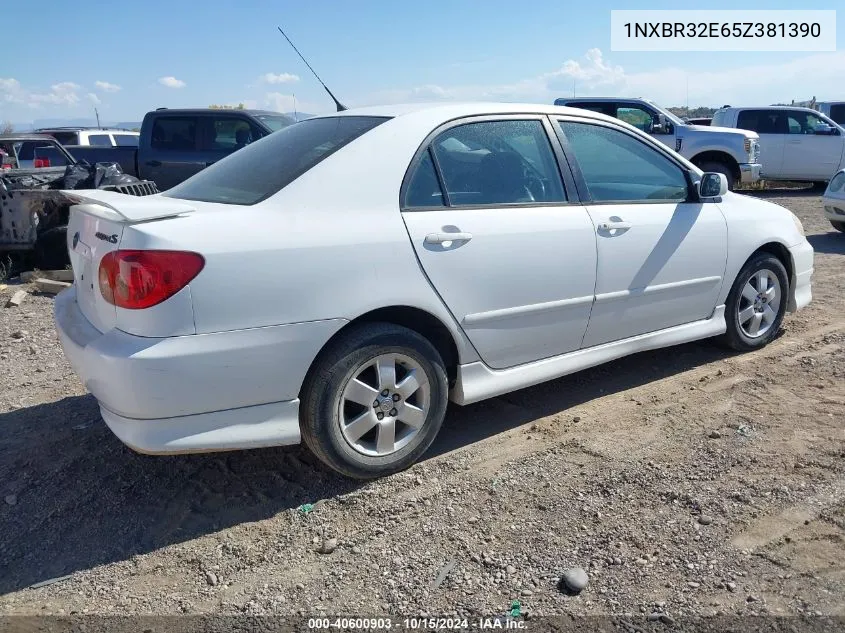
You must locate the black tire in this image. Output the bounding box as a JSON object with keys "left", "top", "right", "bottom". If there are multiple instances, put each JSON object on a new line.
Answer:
{"left": 719, "top": 252, "right": 789, "bottom": 352}
{"left": 300, "top": 322, "right": 449, "bottom": 479}
{"left": 34, "top": 226, "right": 69, "bottom": 271}
{"left": 698, "top": 161, "right": 736, "bottom": 191}
{"left": 811, "top": 181, "right": 828, "bottom": 192}
{"left": 831, "top": 220, "right": 845, "bottom": 233}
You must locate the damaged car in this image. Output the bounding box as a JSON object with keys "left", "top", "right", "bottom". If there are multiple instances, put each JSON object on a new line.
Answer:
{"left": 0, "top": 133, "right": 157, "bottom": 269}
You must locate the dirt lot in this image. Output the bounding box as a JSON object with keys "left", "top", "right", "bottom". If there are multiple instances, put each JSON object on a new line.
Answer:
{"left": 0, "top": 193, "right": 842, "bottom": 624}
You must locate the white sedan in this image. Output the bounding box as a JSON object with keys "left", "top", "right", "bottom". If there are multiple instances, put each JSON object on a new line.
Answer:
{"left": 54, "top": 103, "right": 814, "bottom": 478}
{"left": 822, "top": 169, "right": 845, "bottom": 233}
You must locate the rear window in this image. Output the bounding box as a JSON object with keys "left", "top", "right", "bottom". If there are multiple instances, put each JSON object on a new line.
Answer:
{"left": 114, "top": 134, "right": 139, "bottom": 146}
{"left": 829, "top": 104, "right": 845, "bottom": 125}
{"left": 164, "top": 116, "right": 390, "bottom": 205}
{"left": 48, "top": 131, "right": 78, "bottom": 146}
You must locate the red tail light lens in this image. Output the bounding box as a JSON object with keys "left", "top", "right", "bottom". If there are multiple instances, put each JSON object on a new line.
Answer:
{"left": 33, "top": 158, "right": 51, "bottom": 168}
{"left": 98, "top": 250, "right": 205, "bottom": 309}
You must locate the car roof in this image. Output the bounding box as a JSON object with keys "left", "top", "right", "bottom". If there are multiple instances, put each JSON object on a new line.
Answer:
{"left": 0, "top": 133, "right": 61, "bottom": 141}
{"left": 719, "top": 105, "right": 823, "bottom": 113}
{"left": 314, "top": 101, "right": 621, "bottom": 122}
{"left": 149, "top": 108, "right": 287, "bottom": 116}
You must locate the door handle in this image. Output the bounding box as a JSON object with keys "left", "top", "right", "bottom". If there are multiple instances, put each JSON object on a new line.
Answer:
{"left": 598, "top": 221, "right": 632, "bottom": 231}
{"left": 786, "top": 139, "right": 801, "bottom": 144}
{"left": 424, "top": 232, "right": 473, "bottom": 244}
{"left": 146, "top": 160, "right": 162, "bottom": 167}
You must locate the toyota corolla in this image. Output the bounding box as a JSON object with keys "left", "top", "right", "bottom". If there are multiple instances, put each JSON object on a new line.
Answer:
{"left": 54, "top": 103, "right": 813, "bottom": 478}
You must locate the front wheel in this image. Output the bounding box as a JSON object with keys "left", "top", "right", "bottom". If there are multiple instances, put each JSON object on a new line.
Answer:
{"left": 698, "top": 161, "right": 736, "bottom": 192}
{"left": 300, "top": 323, "right": 449, "bottom": 479}
{"left": 831, "top": 220, "right": 845, "bottom": 233}
{"left": 720, "top": 253, "right": 789, "bottom": 352}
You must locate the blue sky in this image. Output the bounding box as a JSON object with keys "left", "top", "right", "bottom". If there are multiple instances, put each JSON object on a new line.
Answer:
{"left": 2, "top": 0, "right": 843, "bottom": 125}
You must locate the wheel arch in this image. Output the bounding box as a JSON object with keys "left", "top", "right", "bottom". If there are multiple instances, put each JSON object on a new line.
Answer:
{"left": 300, "top": 305, "right": 463, "bottom": 398}
{"left": 691, "top": 150, "right": 741, "bottom": 182}
{"left": 751, "top": 241, "right": 796, "bottom": 311}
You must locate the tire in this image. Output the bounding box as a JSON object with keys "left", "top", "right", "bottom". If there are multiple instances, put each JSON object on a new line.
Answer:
{"left": 831, "top": 220, "right": 845, "bottom": 233}
{"left": 698, "top": 161, "right": 736, "bottom": 191}
{"left": 300, "top": 322, "right": 449, "bottom": 479}
{"left": 719, "top": 252, "right": 789, "bottom": 352}
{"left": 811, "top": 181, "right": 828, "bottom": 192}
{"left": 34, "top": 226, "right": 69, "bottom": 271}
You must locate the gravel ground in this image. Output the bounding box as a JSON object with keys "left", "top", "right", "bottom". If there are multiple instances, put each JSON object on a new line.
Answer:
{"left": 0, "top": 193, "right": 842, "bottom": 623}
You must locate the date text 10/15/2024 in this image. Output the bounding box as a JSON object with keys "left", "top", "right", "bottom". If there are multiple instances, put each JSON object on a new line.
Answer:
{"left": 307, "top": 617, "right": 527, "bottom": 630}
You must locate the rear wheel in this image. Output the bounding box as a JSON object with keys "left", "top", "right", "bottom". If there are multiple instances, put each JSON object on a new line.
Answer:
{"left": 300, "top": 323, "right": 448, "bottom": 479}
{"left": 698, "top": 161, "right": 735, "bottom": 191}
{"left": 720, "top": 252, "right": 789, "bottom": 352}
{"left": 831, "top": 220, "right": 845, "bottom": 233}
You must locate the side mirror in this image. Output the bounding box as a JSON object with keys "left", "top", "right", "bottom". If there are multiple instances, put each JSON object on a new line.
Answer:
{"left": 814, "top": 124, "right": 838, "bottom": 136}
{"left": 699, "top": 172, "right": 728, "bottom": 198}
{"left": 650, "top": 113, "right": 668, "bottom": 134}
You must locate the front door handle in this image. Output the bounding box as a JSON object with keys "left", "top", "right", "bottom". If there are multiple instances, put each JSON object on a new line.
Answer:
{"left": 424, "top": 232, "right": 473, "bottom": 244}
{"left": 786, "top": 139, "right": 801, "bottom": 144}
{"left": 598, "top": 221, "right": 632, "bottom": 232}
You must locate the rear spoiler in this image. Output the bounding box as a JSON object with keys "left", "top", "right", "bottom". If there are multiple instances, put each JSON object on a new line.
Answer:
{"left": 61, "top": 189, "right": 196, "bottom": 223}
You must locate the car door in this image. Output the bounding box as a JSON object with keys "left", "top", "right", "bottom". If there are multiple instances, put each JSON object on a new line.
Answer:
{"left": 144, "top": 115, "right": 205, "bottom": 190}
{"left": 401, "top": 116, "right": 598, "bottom": 370}
{"left": 555, "top": 118, "right": 728, "bottom": 348}
{"left": 781, "top": 110, "right": 844, "bottom": 180}
{"left": 737, "top": 109, "right": 786, "bottom": 179}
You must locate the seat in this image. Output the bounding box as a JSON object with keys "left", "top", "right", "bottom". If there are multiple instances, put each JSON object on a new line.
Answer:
{"left": 479, "top": 151, "right": 535, "bottom": 204}
{"left": 234, "top": 128, "right": 251, "bottom": 150}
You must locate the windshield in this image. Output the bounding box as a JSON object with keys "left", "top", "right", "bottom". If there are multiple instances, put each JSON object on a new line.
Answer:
{"left": 255, "top": 114, "right": 296, "bottom": 132}
{"left": 648, "top": 103, "right": 685, "bottom": 126}
{"left": 164, "top": 116, "right": 390, "bottom": 205}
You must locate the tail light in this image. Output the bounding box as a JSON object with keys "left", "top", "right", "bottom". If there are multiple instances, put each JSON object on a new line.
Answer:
{"left": 33, "top": 158, "right": 51, "bottom": 168}
{"left": 98, "top": 250, "right": 205, "bottom": 309}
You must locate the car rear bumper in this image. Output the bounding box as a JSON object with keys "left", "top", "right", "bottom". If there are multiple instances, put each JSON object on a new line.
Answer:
{"left": 788, "top": 238, "right": 814, "bottom": 313}
{"left": 739, "top": 163, "right": 762, "bottom": 184}
{"left": 54, "top": 286, "right": 347, "bottom": 453}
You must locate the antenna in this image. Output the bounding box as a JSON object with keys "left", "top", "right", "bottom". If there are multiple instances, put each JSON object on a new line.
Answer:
{"left": 277, "top": 26, "right": 346, "bottom": 112}
{"left": 94, "top": 107, "right": 101, "bottom": 129}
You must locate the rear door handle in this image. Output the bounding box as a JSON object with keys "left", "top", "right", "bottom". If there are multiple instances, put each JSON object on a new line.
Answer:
{"left": 424, "top": 232, "right": 473, "bottom": 244}
{"left": 146, "top": 160, "right": 162, "bottom": 167}
{"left": 786, "top": 139, "right": 801, "bottom": 145}
{"left": 598, "top": 221, "right": 632, "bottom": 231}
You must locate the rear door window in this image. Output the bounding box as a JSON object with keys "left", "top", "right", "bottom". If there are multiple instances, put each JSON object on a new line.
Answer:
{"left": 150, "top": 116, "right": 200, "bottom": 150}
{"left": 88, "top": 134, "right": 113, "bottom": 146}
{"left": 737, "top": 110, "right": 787, "bottom": 134}
{"left": 164, "top": 116, "right": 389, "bottom": 205}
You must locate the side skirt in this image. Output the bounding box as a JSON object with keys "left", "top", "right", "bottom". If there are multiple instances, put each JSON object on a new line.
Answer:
{"left": 451, "top": 306, "right": 726, "bottom": 405}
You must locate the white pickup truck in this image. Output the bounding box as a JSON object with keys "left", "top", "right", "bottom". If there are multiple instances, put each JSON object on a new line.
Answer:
{"left": 817, "top": 102, "right": 845, "bottom": 127}
{"left": 711, "top": 106, "right": 845, "bottom": 185}
{"left": 554, "top": 97, "right": 761, "bottom": 190}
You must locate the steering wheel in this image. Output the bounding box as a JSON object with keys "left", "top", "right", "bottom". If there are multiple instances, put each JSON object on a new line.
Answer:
{"left": 525, "top": 169, "right": 546, "bottom": 201}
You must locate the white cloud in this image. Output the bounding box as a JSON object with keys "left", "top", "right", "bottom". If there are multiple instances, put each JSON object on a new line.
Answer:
{"left": 94, "top": 80, "right": 121, "bottom": 93}
{"left": 0, "top": 78, "right": 25, "bottom": 103}
{"left": 259, "top": 72, "right": 299, "bottom": 85}
{"left": 360, "top": 49, "right": 845, "bottom": 109}
{"left": 158, "top": 76, "right": 186, "bottom": 89}
{"left": 87, "top": 92, "right": 101, "bottom": 105}
{"left": 28, "top": 82, "right": 81, "bottom": 107}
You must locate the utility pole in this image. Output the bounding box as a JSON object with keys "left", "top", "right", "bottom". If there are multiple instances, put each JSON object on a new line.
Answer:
{"left": 94, "top": 107, "right": 101, "bottom": 129}
{"left": 293, "top": 94, "right": 297, "bottom": 121}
